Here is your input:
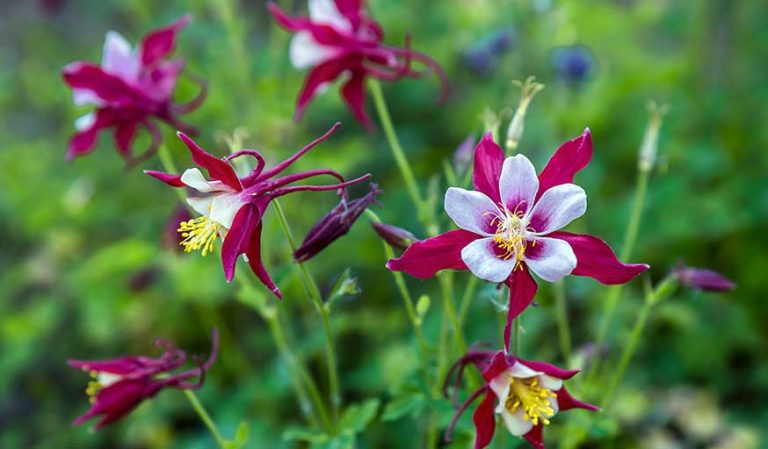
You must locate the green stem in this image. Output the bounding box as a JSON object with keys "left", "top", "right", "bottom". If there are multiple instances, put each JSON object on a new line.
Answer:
{"left": 273, "top": 199, "right": 341, "bottom": 430}
{"left": 553, "top": 280, "right": 572, "bottom": 364}
{"left": 458, "top": 276, "right": 479, "bottom": 325}
{"left": 157, "top": 144, "right": 187, "bottom": 204}
{"left": 438, "top": 273, "right": 467, "bottom": 355}
{"left": 602, "top": 298, "right": 652, "bottom": 404}
{"left": 369, "top": 79, "right": 425, "bottom": 216}
{"left": 184, "top": 390, "right": 228, "bottom": 449}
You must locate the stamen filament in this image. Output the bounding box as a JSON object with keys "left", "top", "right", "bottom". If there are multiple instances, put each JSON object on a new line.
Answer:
{"left": 504, "top": 376, "right": 556, "bottom": 426}
{"left": 178, "top": 216, "right": 221, "bottom": 256}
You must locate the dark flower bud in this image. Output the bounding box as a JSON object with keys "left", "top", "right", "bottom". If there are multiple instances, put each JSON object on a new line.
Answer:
{"left": 550, "top": 45, "right": 595, "bottom": 84}
{"left": 453, "top": 135, "right": 476, "bottom": 175}
{"left": 671, "top": 265, "right": 735, "bottom": 292}
{"left": 462, "top": 28, "right": 516, "bottom": 77}
{"left": 294, "top": 184, "right": 380, "bottom": 262}
{"left": 371, "top": 221, "right": 417, "bottom": 250}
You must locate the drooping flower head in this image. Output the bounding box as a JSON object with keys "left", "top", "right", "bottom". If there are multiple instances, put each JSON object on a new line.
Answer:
{"left": 62, "top": 16, "right": 207, "bottom": 165}
{"left": 145, "top": 123, "right": 370, "bottom": 298}
{"left": 69, "top": 329, "right": 219, "bottom": 430}
{"left": 670, "top": 263, "right": 735, "bottom": 292}
{"left": 388, "top": 130, "right": 649, "bottom": 349}
{"left": 445, "top": 350, "right": 597, "bottom": 449}
{"left": 269, "top": 0, "right": 448, "bottom": 128}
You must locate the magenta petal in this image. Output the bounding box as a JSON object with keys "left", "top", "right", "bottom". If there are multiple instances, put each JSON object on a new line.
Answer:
{"left": 66, "top": 109, "right": 116, "bottom": 161}
{"left": 523, "top": 424, "right": 545, "bottom": 449}
{"left": 294, "top": 58, "right": 350, "bottom": 122}
{"left": 268, "top": 2, "right": 313, "bottom": 32}
{"left": 246, "top": 221, "right": 282, "bottom": 299}
{"left": 536, "top": 129, "right": 593, "bottom": 201}
{"left": 221, "top": 203, "right": 257, "bottom": 282}
{"left": 472, "top": 133, "right": 504, "bottom": 203}
{"left": 114, "top": 122, "right": 137, "bottom": 157}
{"left": 556, "top": 386, "right": 600, "bottom": 412}
{"left": 176, "top": 132, "right": 242, "bottom": 191}
{"left": 472, "top": 391, "right": 497, "bottom": 449}
{"left": 62, "top": 62, "right": 145, "bottom": 106}
{"left": 341, "top": 71, "right": 372, "bottom": 128}
{"left": 548, "top": 231, "right": 649, "bottom": 284}
{"left": 68, "top": 357, "right": 144, "bottom": 375}
{"left": 386, "top": 229, "right": 478, "bottom": 279}
{"left": 503, "top": 269, "right": 538, "bottom": 352}
{"left": 140, "top": 15, "right": 190, "bottom": 66}
{"left": 481, "top": 351, "right": 511, "bottom": 382}
{"left": 518, "top": 359, "right": 580, "bottom": 380}
{"left": 144, "top": 170, "right": 184, "bottom": 187}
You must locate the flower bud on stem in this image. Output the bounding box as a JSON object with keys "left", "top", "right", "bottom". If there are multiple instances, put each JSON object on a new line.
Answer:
{"left": 506, "top": 76, "right": 545, "bottom": 153}
{"left": 638, "top": 101, "right": 668, "bottom": 172}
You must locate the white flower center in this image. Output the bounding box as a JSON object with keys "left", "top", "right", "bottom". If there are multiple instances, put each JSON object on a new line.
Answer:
{"left": 504, "top": 375, "right": 557, "bottom": 426}
{"left": 485, "top": 205, "right": 535, "bottom": 268}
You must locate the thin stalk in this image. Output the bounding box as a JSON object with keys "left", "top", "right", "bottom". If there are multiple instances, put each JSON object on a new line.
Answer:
{"left": 273, "top": 199, "right": 341, "bottom": 430}
{"left": 438, "top": 273, "right": 467, "bottom": 355}
{"left": 602, "top": 298, "right": 652, "bottom": 404}
{"left": 184, "top": 390, "right": 228, "bottom": 449}
{"left": 553, "top": 280, "right": 572, "bottom": 364}
{"left": 157, "top": 144, "right": 187, "bottom": 204}
{"left": 458, "top": 276, "right": 479, "bottom": 325}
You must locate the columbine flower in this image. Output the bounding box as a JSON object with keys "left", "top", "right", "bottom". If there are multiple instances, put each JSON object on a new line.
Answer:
{"left": 671, "top": 263, "right": 735, "bottom": 292}
{"left": 294, "top": 184, "right": 379, "bottom": 262}
{"left": 62, "top": 16, "right": 206, "bottom": 165}
{"left": 388, "top": 130, "right": 648, "bottom": 348}
{"left": 69, "top": 329, "right": 219, "bottom": 430}
{"left": 145, "top": 123, "right": 370, "bottom": 298}
{"left": 445, "top": 350, "right": 597, "bottom": 449}
{"left": 269, "top": 0, "right": 448, "bottom": 128}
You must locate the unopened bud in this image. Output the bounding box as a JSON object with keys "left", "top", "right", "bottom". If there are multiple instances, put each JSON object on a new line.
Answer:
{"left": 452, "top": 135, "right": 476, "bottom": 175}
{"left": 482, "top": 108, "right": 502, "bottom": 144}
{"left": 670, "top": 264, "right": 735, "bottom": 292}
{"left": 371, "top": 221, "right": 416, "bottom": 250}
{"left": 506, "top": 76, "right": 544, "bottom": 152}
{"left": 638, "top": 101, "right": 668, "bottom": 172}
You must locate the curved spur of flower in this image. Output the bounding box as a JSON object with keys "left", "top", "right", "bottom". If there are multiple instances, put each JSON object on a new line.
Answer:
{"left": 388, "top": 130, "right": 649, "bottom": 348}
{"left": 269, "top": 0, "right": 449, "bottom": 128}
{"left": 62, "top": 15, "right": 207, "bottom": 165}
{"left": 445, "top": 350, "right": 597, "bottom": 449}
{"left": 145, "top": 122, "right": 371, "bottom": 298}
{"left": 68, "top": 328, "right": 219, "bottom": 430}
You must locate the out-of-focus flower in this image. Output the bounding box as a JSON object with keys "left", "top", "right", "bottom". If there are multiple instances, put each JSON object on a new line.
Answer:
{"left": 69, "top": 329, "right": 219, "bottom": 430}
{"left": 269, "top": 0, "right": 448, "bottom": 128}
{"left": 294, "top": 184, "right": 379, "bottom": 262}
{"left": 371, "top": 221, "right": 416, "bottom": 250}
{"left": 145, "top": 123, "right": 370, "bottom": 298}
{"left": 550, "top": 45, "right": 595, "bottom": 85}
{"left": 506, "top": 77, "right": 544, "bottom": 152}
{"left": 62, "top": 16, "right": 207, "bottom": 165}
{"left": 453, "top": 134, "right": 476, "bottom": 175}
{"left": 462, "top": 28, "right": 516, "bottom": 77}
{"left": 670, "top": 264, "right": 735, "bottom": 292}
{"left": 445, "top": 350, "right": 597, "bottom": 449}
{"left": 388, "top": 131, "right": 648, "bottom": 349}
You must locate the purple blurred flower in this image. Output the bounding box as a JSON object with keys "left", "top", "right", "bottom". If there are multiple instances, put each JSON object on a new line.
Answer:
{"left": 69, "top": 329, "right": 219, "bottom": 430}
{"left": 294, "top": 184, "right": 379, "bottom": 262}
{"left": 462, "top": 28, "right": 516, "bottom": 77}
{"left": 453, "top": 134, "right": 476, "bottom": 175}
{"left": 550, "top": 45, "right": 594, "bottom": 84}
{"left": 671, "top": 264, "right": 735, "bottom": 292}
{"left": 371, "top": 221, "right": 416, "bottom": 250}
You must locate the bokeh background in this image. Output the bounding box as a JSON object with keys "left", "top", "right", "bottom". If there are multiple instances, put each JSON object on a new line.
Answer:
{"left": 1, "top": 0, "right": 767, "bottom": 448}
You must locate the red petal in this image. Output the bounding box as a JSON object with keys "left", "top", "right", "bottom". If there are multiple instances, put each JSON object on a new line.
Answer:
{"left": 341, "top": 71, "right": 372, "bottom": 129}
{"left": 523, "top": 424, "right": 545, "bottom": 449}
{"left": 386, "top": 229, "right": 478, "bottom": 279}
{"left": 140, "top": 15, "right": 190, "bottom": 66}
{"left": 556, "top": 386, "right": 600, "bottom": 412}
{"left": 472, "top": 133, "right": 504, "bottom": 203}
{"left": 176, "top": 132, "right": 242, "bottom": 191}
{"left": 66, "top": 109, "right": 116, "bottom": 161}
{"left": 472, "top": 391, "right": 497, "bottom": 449}
{"left": 548, "top": 231, "right": 649, "bottom": 284}
{"left": 62, "top": 62, "right": 146, "bottom": 106}
{"left": 221, "top": 203, "right": 258, "bottom": 282}
{"left": 517, "top": 359, "right": 579, "bottom": 380}
{"left": 294, "top": 58, "right": 351, "bottom": 122}
{"left": 503, "top": 268, "right": 538, "bottom": 352}
{"left": 114, "top": 122, "right": 137, "bottom": 156}
{"left": 481, "top": 351, "right": 511, "bottom": 383}
{"left": 246, "top": 220, "right": 282, "bottom": 299}
{"left": 144, "top": 170, "right": 184, "bottom": 187}
{"left": 536, "top": 129, "right": 593, "bottom": 201}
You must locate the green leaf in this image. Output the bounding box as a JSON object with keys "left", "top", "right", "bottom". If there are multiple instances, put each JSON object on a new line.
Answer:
{"left": 283, "top": 427, "right": 329, "bottom": 443}
{"left": 415, "top": 294, "right": 431, "bottom": 324}
{"left": 234, "top": 421, "right": 249, "bottom": 447}
{"left": 382, "top": 392, "right": 426, "bottom": 421}
{"left": 339, "top": 398, "right": 380, "bottom": 433}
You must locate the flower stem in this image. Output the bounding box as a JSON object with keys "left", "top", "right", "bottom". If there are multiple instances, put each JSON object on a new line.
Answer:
{"left": 184, "top": 390, "right": 228, "bottom": 449}
{"left": 273, "top": 199, "right": 341, "bottom": 431}
{"left": 553, "top": 280, "right": 572, "bottom": 364}
{"left": 458, "top": 275, "right": 479, "bottom": 325}
{"left": 157, "top": 144, "right": 187, "bottom": 204}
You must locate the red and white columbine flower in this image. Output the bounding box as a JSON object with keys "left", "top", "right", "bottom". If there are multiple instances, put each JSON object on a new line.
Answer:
{"left": 269, "top": 0, "right": 448, "bottom": 128}
{"left": 62, "top": 16, "right": 206, "bottom": 164}
{"left": 446, "top": 350, "right": 597, "bottom": 449}
{"left": 69, "top": 329, "right": 218, "bottom": 430}
{"left": 145, "top": 123, "right": 370, "bottom": 298}
{"left": 388, "top": 130, "right": 649, "bottom": 348}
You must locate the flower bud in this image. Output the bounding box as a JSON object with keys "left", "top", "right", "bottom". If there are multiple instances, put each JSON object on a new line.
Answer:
{"left": 371, "top": 221, "right": 417, "bottom": 250}
{"left": 638, "top": 101, "right": 668, "bottom": 172}
{"left": 551, "top": 45, "right": 595, "bottom": 85}
{"left": 294, "top": 184, "right": 379, "bottom": 262}
{"left": 506, "top": 76, "right": 544, "bottom": 152}
{"left": 671, "top": 264, "right": 735, "bottom": 292}
{"left": 452, "top": 135, "right": 476, "bottom": 176}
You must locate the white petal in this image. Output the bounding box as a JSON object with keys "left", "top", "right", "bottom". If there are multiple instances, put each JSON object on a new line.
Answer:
{"left": 499, "top": 407, "right": 534, "bottom": 436}
{"left": 74, "top": 112, "right": 96, "bottom": 131}
{"left": 102, "top": 31, "right": 140, "bottom": 84}
{"left": 461, "top": 237, "right": 516, "bottom": 283}
{"left": 209, "top": 193, "right": 246, "bottom": 229}
{"left": 508, "top": 362, "right": 543, "bottom": 379}
{"left": 289, "top": 32, "right": 338, "bottom": 69}
{"left": 181, "top": 168, "right": 219, "bottom": 193}
{"left": 499, "top": 154, "right": 539, "bottom": 214}
{"left": 186, "top": 196, "right": 213, "bottom": 217}
{"left": 524, "top": 237, "right": 577, "bottom": 282}
{"left": 308, "top": 0, "right": 352, "bottom": 32}
{"left": 72, "top": 88, "right": 104, "bottom": 107}
{"left": 528, "top": 183, "right": 586, "bottom": 234}
{"left": 489, "top": 370, "right": 512, "bottom": 400}
{"left": 540, "top": 374, "right": 563, "bottom": 391}
{"left": 444, "top": 187, "right": 498, "bottom": 236}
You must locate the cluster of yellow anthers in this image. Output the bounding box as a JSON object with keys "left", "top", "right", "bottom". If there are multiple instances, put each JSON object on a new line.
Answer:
{"left": 85, "top": 371, "right": 118, "bottom": 404}
{"left": 178, "top": 216, "right": 221, "bottom": 256}
{"left": 484, "top": 205, "right": 536, "bottom": 268}
{"left": 504, "top": 376, "right": 557, "bottom": 426}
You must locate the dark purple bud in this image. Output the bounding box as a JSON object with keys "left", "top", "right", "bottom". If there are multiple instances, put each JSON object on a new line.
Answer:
{"left": 452, "top": 135, "right": 476, "bottom": 175}
{"left": 294, "top": 185, "right": 379, "bottom": 262}
{"left": 671, "top": 265, "right": 735, "bottom": 292}
{"left": 371, "top": 222, "right": 417, "bottom": 250}
{"left": 127, "top": 267, "right": 162, "bottom": 292}
{"left": 462, "top": 28, "right": 516, "bottom": 77}
{"left": 551, "top": 45, "right": 595, "bottom": 84}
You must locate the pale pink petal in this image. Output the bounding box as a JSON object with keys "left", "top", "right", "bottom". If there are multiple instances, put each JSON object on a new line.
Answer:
{"left": 308, "top": 0, "right": 352, "bottom": 32}
{"left": 102, "top": 31, "right": 140, "bottom": 84}
{"left": 524, "top": 237, "right": 576, "bottom": 282}
{"left": 461, "top": 237, "right": 516, "bottom": 283}
{"left": 499, "top": 154, "right": 539, "bottom": 214}
{"left": 528, "top": 184, "right": 586, "bottom": 234}
{"left": 290, "top": 31, "right": 338, "bottom": 69}
{"left": 444, "top": 187, "right": 498, "bottom": 236}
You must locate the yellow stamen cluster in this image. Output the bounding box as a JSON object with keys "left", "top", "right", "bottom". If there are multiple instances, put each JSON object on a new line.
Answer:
{"left": 178, "top": 215, "right": 221, "bottom": 256}
{"left": 484, "top": 206, "right": 534, "bottom": 269}
{"left": 505, "top": 376, "right": 557, "bottom": 426}
{"left": 85, "top": 371, "right": 102, "bottom": 404}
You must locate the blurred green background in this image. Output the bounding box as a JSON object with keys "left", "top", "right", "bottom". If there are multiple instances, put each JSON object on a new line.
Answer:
{"left": 1, "top": 0, "right": 767, "bottom": 447}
